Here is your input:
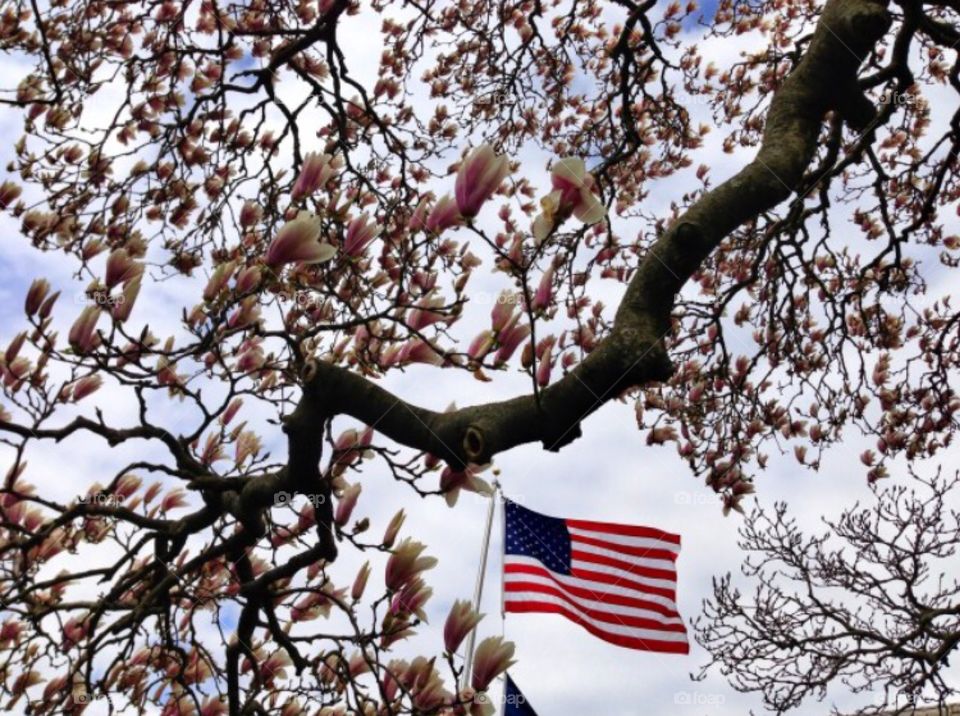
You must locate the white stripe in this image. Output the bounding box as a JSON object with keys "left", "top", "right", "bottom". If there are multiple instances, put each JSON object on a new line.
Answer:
{"left": 571, "top": 541, "right": 677, "bottom": 573}
{"left": 571, "top": 559, "right": 677, "bottom": 592}
{"left": 504, "top": 571, "right": 684, "bottom": 625}
{"left": 568, "top": 527, "right": 681, "bottom": 554}
{"left": 504, "top": 556, "right": 678, "bottom": 611}
{"left": 504, "top": 591, "right": 688, "bottom": 643}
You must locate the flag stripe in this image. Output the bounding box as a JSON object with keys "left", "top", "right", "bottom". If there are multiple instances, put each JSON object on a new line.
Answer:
{"left": 567, "top": 527, "right": 681, "bottom": 555}
{"left": 570, "top": 532, "right": 680, "bottom": 562}
{"left": 569, "top": 563, "right": 678, "bottom": 598}
{"left": 566, "top": 519, "right": 682, "bottom": 545}
{"left": 571, "top": 547, "right": 677, "bottom": 579}
{"left": 504, "top": 581, "right": 685, "bottom": 627}
{"left": 503, "top": 560, "right": 681, "bottom": 615}
{"left": 504, "top": 601, "right": 690, "bottom": 654}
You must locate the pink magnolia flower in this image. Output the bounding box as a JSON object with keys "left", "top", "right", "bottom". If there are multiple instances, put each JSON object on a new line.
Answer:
{"left": 495, "top": 322, "right": 530, "bottom": 364}
{"left": 351, "top": 561, "right": 371, "bottom": 601}
{"left": 467, "top": 329, "right": 495, "bottom": 361}
{"left": 0, "top": 180, "right": 22, "bottom": 209}
{"left": 239, "top": 200, "right": 263, "bottom": 227}
{"left": 265, "top": 212, "right": 336, "bottom": 267}
{"left": 408, "top": 197, "right": 431, "bottom": 231}
{"left": 536, "top": 342, "right": 553, "bottom": 387}
{"left": 532, "top": 157, "right": 606, "bottom": 242}
{"left": 69, "top": 306, "right": 102, "bottom": 353}
{"left": 401, "top": 339, "right": 444, "bottom": 366}
{"left": 334, "top": 482, "right": 362, "bottom": 527}
{"left": 234, "top": 265, "right": 261, "bottom": 294}
{"left": 491, "top": 290, "right": 517, "bottom": 332}
{"left": 531, "top": 264, "right": 555, "bottom": 311}
{"left": 343, "top": 213, "right": 381, "bottom": 257}
{"left": 112, "top": 275, "right": 141, "bottom": 322}
{"left": 71, "top": 374, "right": 102, "bottom": 401}
{"left": 105, "top": 248, "right": 142, "bottom": 288}
{"left": 24, "top": 278, "right": 50, "bottom": 316}
{"left": 425, "top": 194, "right": 463, "bottom": 235}
{"left": 385, "top": 538, "right": 437, "bottom": 591}
{"left": 291, "top": 152, "right": 339, "bottom": 199}
{"left": 203, "top": 261, "right": 237, "bottom": 301}
{"left": 382, "top": 508, "right": 405, "bottom": 548}
{"left": 471, "top": 636, "right": 516, "bottom": 691}
{"left": 444, "top": 599, "right": 484, "bottom": 654}
{"left": 455, "top": 144, "right": 509, "bottom": 218}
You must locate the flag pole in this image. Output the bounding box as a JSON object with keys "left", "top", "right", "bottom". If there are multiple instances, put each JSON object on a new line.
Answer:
{"left": 460, "top": 478, "right": 500, "bottom": 692}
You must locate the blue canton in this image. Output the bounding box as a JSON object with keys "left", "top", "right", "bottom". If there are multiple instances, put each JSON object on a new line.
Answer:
{"left": 504, "top": 499, "right": 571, "bottom": 574}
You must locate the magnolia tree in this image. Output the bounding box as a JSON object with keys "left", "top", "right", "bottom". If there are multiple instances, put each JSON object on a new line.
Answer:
{"left": 0, "top": 0, "right": 957, "bottom": 713}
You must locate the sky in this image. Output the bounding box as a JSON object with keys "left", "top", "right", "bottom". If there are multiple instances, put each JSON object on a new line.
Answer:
{"left": 0, "top": 2, "right": 957, "bottom": 716}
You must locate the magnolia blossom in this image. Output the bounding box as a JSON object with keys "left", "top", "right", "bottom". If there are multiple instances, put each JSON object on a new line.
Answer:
{"left": 265, "top": 212, "right": 336, "bottom": 267}
{"left": 425, "top": 194, "right": 463, "bottom": 235}
{"left": 532, "top": 157, "right": 606, "bottom": 242}
{"left": 385, "top": 539, "right": 437, "bottom": 591}
{"left": 291, "top": 152, "right": 339, "bottom": 199}
{"left": 455, "top": 144, "right": 509, "bottom": 218}
{"left": 112, "top": 275, "right": 141, "bottom": 322}
{"left": 334, "top": 482, "right": 362, "bottom": 527}
{"left": 68, "top": 306, "right": 102, "bottom": 353}
{"left": 105, "top": 248, "right": 142, "bottom": 288}
{"left": 24, "top": 278, "right": 50, "bottom": 316}
{"left": 443, "top": 600, "right": 484, "bottom": 654}
{"left": 71, "top": 374, "right": 102, "bottom": 401}
{"left": 471, "top": 636, "right": 516, "bottom": 691}
{"left": 343, "top": 213, "right": 381, "bottom": 257}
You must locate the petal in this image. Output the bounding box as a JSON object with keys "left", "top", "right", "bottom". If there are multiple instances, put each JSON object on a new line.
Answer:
{"left": 573, "top": 190, "right": 606, "bottom": 225}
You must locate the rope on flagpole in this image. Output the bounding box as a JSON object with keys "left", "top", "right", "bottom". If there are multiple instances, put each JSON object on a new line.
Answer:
{"left": 460, "top": 477, "right": 501, "bottom": 693}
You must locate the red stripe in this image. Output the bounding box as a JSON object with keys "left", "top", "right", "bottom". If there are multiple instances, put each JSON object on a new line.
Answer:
{"left": 571, "top": 549, "right": 677, "bottom": 582}
{"left": 504, "top": 600, "right": 689, "bottom": 654}
{"left": 566, "top": 518, "right": 681, "bottom": 544}
{"left": 503, "top": 563, "right": 679, "bottom": 616}
{"left": 503, "top": 581, "right": 686, "bottom": 632}
{"left": 571, "top": 532, "right": 679, "bottom": 562}
{"left": 569, "top": 565, "right": 677, "bottom": 601}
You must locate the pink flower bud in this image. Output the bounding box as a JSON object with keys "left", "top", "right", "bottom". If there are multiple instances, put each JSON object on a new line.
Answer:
{"left": 68, "top": 306, "right": 102, "bottom": 353}
{"left": 105, "top": 249, "right": 142, "bottom": 289}
{"left": 239, "top": 200, "right": 263, "bottom": 227}
{"left": 343, "top": 213, "right": 381, "bottom": 257}
{"left": 291, "top": 152, "right": 338, "bottom": 200}
{"left": 531, "top": 264, "right": 555, "bottom": 311}
{"left": 112, "top": 275, "right": 141, "bottom": 323}
{"left": 425, "top": 194, "right": 463, "bottom": 235}
{"left": 495, "top": 322, "right": 530, "bottom": 364}
{"left": 471, "top": 636, "right": 516, "bottom": 691}
{"left": 71, "top": 374, "right": 102, "bottom": 401}
{"left": 235, "top": 265, "right": 261, "bottom": 294}
{"left": 24, "top": 278, "right": 50, "bottom": 316}
{"left": 0, "top": 180, "right": 22, "bottom": 209}
{"left": 351, "top": 561, "right": 371, "bottom": 601}
{"left": 454, "top": 145, "right": 509, "bottom": 218}
{"left": 382, "top": 508, "right": 405, "bottom": 548}
{"left": 385, "top": 538, "right": 436, "bottom": 591}
{"left": 444, "top": 599, "right": 484, "bottom": 654}
{"left": 334, "top": 482, "right": 362, "bottom": 527}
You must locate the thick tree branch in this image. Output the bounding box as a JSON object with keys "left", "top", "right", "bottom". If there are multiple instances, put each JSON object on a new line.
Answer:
{"left": 289, "top": 0, "right": 893, "bottom": 472}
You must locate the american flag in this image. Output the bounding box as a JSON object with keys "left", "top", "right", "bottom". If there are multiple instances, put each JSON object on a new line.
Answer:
{"left": 502, "top": 499, "right": 688, "bottom": 654}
